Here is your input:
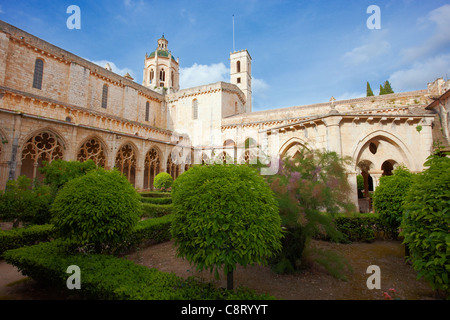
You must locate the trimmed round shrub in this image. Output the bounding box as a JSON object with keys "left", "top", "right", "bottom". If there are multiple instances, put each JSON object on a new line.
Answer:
{"left": 372, "top": 166, "right": 413, "bottom": 236}
{"left": 400, "top": 154, "right": 450, "bottom": 297}
{"left": 170, "top": 164, "right": 283, "bottom": 290}
{"left": 50, "top": 168, "right": 142, "bottom": 253}
{"left": 153, "top": 172, "right": 173, "bottom": 191}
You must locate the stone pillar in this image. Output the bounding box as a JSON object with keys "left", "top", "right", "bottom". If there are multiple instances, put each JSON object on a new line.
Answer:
{"left": 347, "top": 171, "right": 359, "bottom": 212}
{"left": 324, "top": 115, "right": 343, "bottom": 155}
{"left": 135, "top": 166, "right": 144, "bottom": 191}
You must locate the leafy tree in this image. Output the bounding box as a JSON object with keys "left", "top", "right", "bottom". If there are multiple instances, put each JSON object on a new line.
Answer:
{"left": 383, "top": 80, "right": 394, "bottom": 94}
{"left": 400, "top": 148, "right": 450, "bottom": 297}
{"left": 170, "top": 164, "right": 283, "bottom": 290}
{"left": 266, "top": 147, "right": 355, "bottom": 275}
{"left": 0, "top": 176, "right": 52, "bottom": 227}
{"left": 366, "top": 82, "right": 374, "bottom": 97}
{"left": 51, "top": 168, "right": 142, "bottom": 254}
{"left": 372, "top": 166, "right": 413, "bottom": 236}
{"left": 39, "top": 159, "right": 97, "bottom": 196}
{"left": 153, "top": 172, "right": 173, "bottom": 191}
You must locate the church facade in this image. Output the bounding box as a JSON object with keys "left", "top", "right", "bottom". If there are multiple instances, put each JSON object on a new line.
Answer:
{"left": 0, "top": 20, "right": 448, "bottom": 210}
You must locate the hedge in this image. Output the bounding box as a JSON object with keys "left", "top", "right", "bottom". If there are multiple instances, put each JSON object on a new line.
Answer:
{"left": 1, "top": 214, "right": 174, "bottom": 257}
{"left": 141, "top": 197, "right": 172, "bottom": 205}
{"left": 313, "top": 213, "right": 389, "bottom": 243}
{"left": 141, "top": 203, "right": 173, "bottom": 218}
{"left": 140, "top": 191, "right": 171, "bottom": 198}
{"left": 333, "top": 213, "right": 389, "bottom": 243}
{"left": 0, "top": 224, "right": 56, "bottom": 256}
{"left": 2, "top": 240, "right": 274, "bottom": 300}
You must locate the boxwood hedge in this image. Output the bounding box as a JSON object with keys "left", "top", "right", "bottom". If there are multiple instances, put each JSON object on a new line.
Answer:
{"left": 3, "top": 239, "right": 274, "bottom": 300}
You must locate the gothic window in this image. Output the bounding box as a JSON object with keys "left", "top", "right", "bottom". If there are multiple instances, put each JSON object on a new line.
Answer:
{"left": 21, "top": 131, "right": 64, "bottom": 180}
{"left": 115, "top": 144, "right": 137, "bottom": 185}
{"left": 192, "top": 99, "right": 198, "bottom": 120}
{"left": 171, "top": 71, "right": 174, "bottom": 87}
{"left": 101, "top": 84, "right": 108, "bottom": 109}
{"left": 236, "top": 60, "right": 241, "bottom": 73}
{"left": 160, "top": 69, "right": 165, "bottom": 81}
{"left": 144, "top": 148, "right": 161, "bottom": 190}
{"left": 145, "top": 101, "right": 150, "bottom": 122}
{"left": 32, "top": 58, "right": 44, "bottom": 90}
{"left": 77, "top": 138, "right": 106, "bottom": 167}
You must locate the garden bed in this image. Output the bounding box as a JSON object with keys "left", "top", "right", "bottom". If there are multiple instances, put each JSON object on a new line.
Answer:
{"left": 1, "top": 238, "right": 437, "bottom": 300}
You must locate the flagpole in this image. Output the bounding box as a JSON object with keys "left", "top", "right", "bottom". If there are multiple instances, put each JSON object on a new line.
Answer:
{"left": 232, "top": 14, "right": 235, "bottom": 52}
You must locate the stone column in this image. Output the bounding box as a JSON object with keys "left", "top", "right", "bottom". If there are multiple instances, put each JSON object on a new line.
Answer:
{"left": 323, "top": 115, "right": 343, "bottom": 155}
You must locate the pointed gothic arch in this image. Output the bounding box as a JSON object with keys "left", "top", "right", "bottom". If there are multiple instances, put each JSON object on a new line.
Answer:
{"left": 144, "top": 147, "right": 162, "bottom": 190}
{"left": 77, "top": 136, "right": 107, "bottom": 167}
{"left": 20, "top": 130, "right": 64, "bottom": 180}
{"left": 115, "top": 143, "right": 137, "bottom": 186}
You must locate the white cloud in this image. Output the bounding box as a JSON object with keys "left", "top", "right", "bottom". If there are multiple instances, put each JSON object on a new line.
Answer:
{"left": 89, "top": 59, "right": 136, "bottom": 80}
{"left": 401, "top": 4, "right": 450, "bottom": 62}
{"left": 388, "top": 54, "right": 450, "bottom": 91}
{"left": 252, "top": 78, "right": 269, "bottom": 93}
{"left": 342, "top": 40, "right": 391, "bottom": 65}
{"left": 179, "top": 62, "right": 229, "bottom": 89}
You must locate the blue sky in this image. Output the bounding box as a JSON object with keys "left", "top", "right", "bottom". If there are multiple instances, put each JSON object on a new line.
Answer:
{"left": 1, "top": 0, "right": 449, "bottom": 111}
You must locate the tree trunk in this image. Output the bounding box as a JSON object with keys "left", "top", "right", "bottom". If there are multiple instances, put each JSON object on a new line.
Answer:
{"left": 227, "top": 270, "right": 233, "bottom": 291}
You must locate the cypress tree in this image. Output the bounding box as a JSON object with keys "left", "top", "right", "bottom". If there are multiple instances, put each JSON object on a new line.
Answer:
{"left": 379, "top": 84, "right": 386, "bottom": 95}
{"left": 366, "top": 82, "right": 374, "bottom": 97}
{"left": 383, "top": 80, "right": 394, "bottom": 94}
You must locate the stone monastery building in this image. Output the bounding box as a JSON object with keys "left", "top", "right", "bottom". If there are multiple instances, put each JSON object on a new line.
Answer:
{"left": 0, "top": 20, "right": 449, "bottom": 211}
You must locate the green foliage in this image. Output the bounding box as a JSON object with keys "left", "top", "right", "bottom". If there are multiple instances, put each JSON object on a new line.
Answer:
{"left": 269, "top": 226, "right": 306, "bottom": 274}
{"left": 171, "top": 164, "right": 283, "bottom": 283}
{"left": 38, "top": 159, "right": 97, "bottom": 196}
{"left": 140, "top": 196, "right": 172, "bottom": 205}
{"left": 379, "top": 80, "right": 394, "bottom": 95}
{"left": 366, "top": 81, "right": 374, "bottom": 97}
{"left": 268, "top": 148, "right": 354, "bottom": 239}
{"left": 50, "top": 168, "right": 142, "bottom": 253}
{"left": 140, "top": 191, "right": 172, "bottom": 198}
{"left": 0, "top": 224, "right": 56, "bottom": 256}
{"left": 141, "top": 203, "right": 173, "bottom": 218}
{"left": 153, "top": 172, "right": 173, "bottom": 191}
{"left": 400, "top": 151, "right": 450, "bottom": 296}
{"left": 372, "top": 166, "right": 413, "bottom": 235}
{"left": 331, "top": 213, "right": 388, "bottom": 243}
{"left": 383, "top": 80, "right": 394, "bottom": 94}
{"left": 356, "top": 174, "right": 364, "bottom": 190}
{"left": 3, "top": 240, "right": 274, "bottom": 300}
{"left": 0, "top": 176, "right": 52, "bottom": 226}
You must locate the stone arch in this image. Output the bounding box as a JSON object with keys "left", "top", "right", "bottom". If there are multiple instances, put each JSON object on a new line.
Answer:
{"left": 166, "top": 151, "right": 179, "bottom": 180}
{"left": 144, "top": 146, "right": 162, "bottom": 190}
{"left": 115, "top": 142, "right": 138, "bottom": 186}
{"left": 278, "top": 137, "right": 310, "bottom": 160}
{"left": 352, "top": 130, "right": 414, "bottom": 172}
{"left": 20, "top": 129, "right": 65, "bottom": 181}
{"left": 223, "top": 139, "right": 236, "bottom": 163}
{"left": 76, "top": 135, "right": 108, "bottom": 167}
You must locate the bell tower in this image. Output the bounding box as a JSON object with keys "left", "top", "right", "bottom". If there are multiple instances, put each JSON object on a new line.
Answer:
{"left": 143, "top": 35, "right": 179, "bottom": 93}
{"left": 230, "top": 49, "right": 252, "bottom": 112}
